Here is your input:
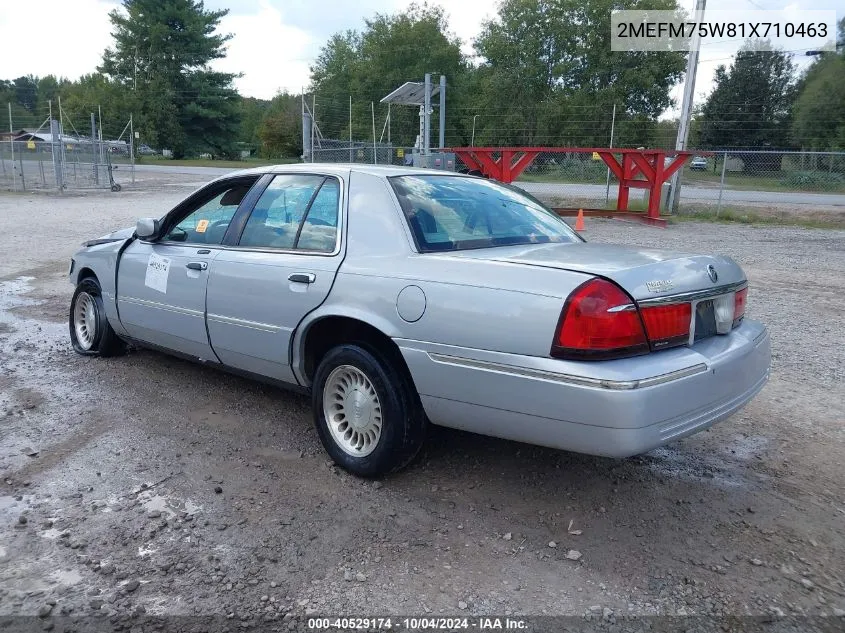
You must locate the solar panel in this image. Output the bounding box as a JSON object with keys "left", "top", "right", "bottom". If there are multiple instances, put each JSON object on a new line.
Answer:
{"left": 380, "top": 81, "right": 441, "bottom": 106}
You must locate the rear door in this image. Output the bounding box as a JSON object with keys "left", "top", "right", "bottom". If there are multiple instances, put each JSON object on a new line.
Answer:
{"left": 116, "top": 176, "right": 260, "bottom": 359}
{"left": 205, "top": 173, "right": 345, "bottom": 383}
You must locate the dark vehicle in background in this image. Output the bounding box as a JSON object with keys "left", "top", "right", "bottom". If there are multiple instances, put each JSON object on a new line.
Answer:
{"left": 137, "top": 144, "right": 158, "bottom": 156}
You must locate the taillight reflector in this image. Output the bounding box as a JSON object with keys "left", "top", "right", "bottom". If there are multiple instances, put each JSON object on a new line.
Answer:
{"left": 552, "top": 279, "right": 649, "bottom": 360}
{"left": 733, "top": 287, "right": 747, "bottom": 326}
{"left": 640, "top": 303, "right": 692, "bottom": 349}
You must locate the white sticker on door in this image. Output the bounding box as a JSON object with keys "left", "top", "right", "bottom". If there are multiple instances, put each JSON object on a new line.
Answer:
{"left": 144, "top": 253, "right": 171, "bottom": 293}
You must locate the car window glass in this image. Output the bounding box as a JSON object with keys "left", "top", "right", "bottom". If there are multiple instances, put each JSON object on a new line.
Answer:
{"left": 296, "top": 179, "right": 339, "bottom": 252}
{"left": 164, "top": 182, "right": 253, "bottom": 245}
{"left": 239, "top": 175, "right": 339, "bottom": 252}
{"left": 390, "top": 175, "right": 580, "bottom": 252}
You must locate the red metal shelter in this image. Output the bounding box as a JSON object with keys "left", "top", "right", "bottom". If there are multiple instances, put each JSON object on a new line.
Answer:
{"left": 449, "top": 147, "right": 694, "bottom": 226}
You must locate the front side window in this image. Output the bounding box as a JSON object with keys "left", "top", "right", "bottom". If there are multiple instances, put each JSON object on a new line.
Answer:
{"left": 239, "top": 175, "right": 339, "bottom": 252}
{"left": 164, "top": 180, "right": 255, "bottom": 245}
{"left": 390, "top": 175, "right": 580, "bottom": 252}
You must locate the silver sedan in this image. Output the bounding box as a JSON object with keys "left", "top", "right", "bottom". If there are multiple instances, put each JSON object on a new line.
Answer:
{"left": 67, "top": 164, "right": 771, "bottom": 477}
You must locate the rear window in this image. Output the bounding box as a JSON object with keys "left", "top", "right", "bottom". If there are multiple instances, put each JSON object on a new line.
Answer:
{"left": 389, "top": 175, "right": 580, "bottom": 252}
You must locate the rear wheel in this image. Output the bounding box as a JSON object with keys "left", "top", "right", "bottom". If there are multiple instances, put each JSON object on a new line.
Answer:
{"left": 312, "top": 344, "right": 426, "bottom": 477}
{"left": 69, "top": 277, "right": 125, "bottom": 357}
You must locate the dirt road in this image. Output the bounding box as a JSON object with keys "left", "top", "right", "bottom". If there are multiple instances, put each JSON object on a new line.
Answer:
{"left": 1, "top": 185, "right": 844, "bottom": 630}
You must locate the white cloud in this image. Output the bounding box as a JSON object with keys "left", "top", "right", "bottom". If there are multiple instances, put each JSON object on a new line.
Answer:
{"left": 0, "top": 0, "right": 117, "bottom": 81}
{"left": 214, "top": 0, "right": 314, "bottom": 98}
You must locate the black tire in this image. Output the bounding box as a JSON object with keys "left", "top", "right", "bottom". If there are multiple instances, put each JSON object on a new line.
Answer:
{"left": 312, "top": 344, "right": 426, "bottom": 478}
{"left": 69, "top": 277, "right": 126, "bottom": 357}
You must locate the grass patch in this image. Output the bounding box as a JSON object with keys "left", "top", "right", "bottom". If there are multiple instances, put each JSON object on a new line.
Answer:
{"left": 671, "top": 206, "right": 845, "bottom": 229}
{"left": 532, "top": 191, "right": 845, "bottom": 229}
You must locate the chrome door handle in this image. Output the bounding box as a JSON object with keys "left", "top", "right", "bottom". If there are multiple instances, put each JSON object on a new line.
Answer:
{"left": 288, "top": 272, "right": 316, "bottom": 284}
{"left": 186, "top": 262, "right": 208, "bottom": 271}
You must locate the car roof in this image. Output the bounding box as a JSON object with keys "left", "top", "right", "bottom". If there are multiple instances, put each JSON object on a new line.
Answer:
{"left": 225, "top": 162, "right": 473, "bottom": 180}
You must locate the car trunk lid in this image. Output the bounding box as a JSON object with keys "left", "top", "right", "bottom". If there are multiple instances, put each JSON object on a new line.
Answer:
{"left": 450, "top": 242, "right": 746, "bottom": 301}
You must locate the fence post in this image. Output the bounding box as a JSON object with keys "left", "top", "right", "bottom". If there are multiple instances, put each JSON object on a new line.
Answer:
{"left": 129, "top": 113, "right": 135, "bottom": 184}
{"left": 716, "top": 152, "right": 727, "bottom": 217}
{"left": 18, "top": 150, "right": 25, "bottom": 190}
{"left": 349, "top": 96, "right": 353, "bottom": 163}
{"left": 51, "top": 117, "right": 64, "bottom": 191}
{"left": 8, "top": 103, "right": 17, "bottom": 192}
{"left": 605, "top": 103, "right": 616, "bottom": 205}
{"left": 91, "top": 112, "right": 99, "bottom": 186}
{"left": 371, "top": 102, "right": 377, "bottom": 165}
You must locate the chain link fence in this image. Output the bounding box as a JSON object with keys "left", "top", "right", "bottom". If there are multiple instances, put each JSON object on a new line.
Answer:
{"left": 311, "top": 142, "right": 415, "bottom": 166}
{"left": 0, "top": 139, "right": 134, "bottom": 192}
{"left": 312, "top": 144, "right": 845, "bottom": 214}
{"left": 679, "top": 150, "right": 845, "bottom": 213}
{"left": 509, "top": 150, "right": 845, "bottom": 212}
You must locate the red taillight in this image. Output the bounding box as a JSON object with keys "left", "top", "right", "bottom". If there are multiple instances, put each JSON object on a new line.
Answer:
{"left": 552, "top": 279, "right": 649, "bottom": 360}
{"left": 733, "top": 287, "right": 747, "bottom": 326}
{"left": 640, "top": 303, "right": 691, "bottom": 349}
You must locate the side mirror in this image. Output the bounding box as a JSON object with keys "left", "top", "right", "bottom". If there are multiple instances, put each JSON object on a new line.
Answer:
{"left": 135, "top": 218, "right": 160, "bottom": 240}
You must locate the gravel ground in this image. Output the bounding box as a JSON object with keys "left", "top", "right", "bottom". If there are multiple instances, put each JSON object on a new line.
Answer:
{"left": 0, "top": 182, "right": 844, "bottom": 631}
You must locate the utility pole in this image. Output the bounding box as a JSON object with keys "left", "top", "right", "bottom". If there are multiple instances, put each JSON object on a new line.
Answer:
{"left": 668, "top": 0, "right": 706, "bottom": 213}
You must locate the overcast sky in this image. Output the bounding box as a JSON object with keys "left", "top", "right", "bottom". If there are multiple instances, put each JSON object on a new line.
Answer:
{"left": 0, "top": 0, "right": 839, "bottom": 117}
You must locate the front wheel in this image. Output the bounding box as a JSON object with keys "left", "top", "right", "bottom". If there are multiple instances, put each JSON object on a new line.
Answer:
{"left": 69, "top": 277, "right": 125, "bottom": 357}
{"left": 312, "top": 344, "right": 426, "bottom": 478}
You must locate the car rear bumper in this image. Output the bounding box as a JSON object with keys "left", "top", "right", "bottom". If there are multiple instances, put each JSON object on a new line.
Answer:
{"left": 397, "top": 319, "right": 771, "bottom": 457}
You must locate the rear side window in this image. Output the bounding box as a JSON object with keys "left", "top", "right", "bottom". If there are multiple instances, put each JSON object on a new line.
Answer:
{"left": 239, "top": 175, "right": 339, "bottom": 252}
{"left": 390, "top": 175, "right": 579, "bottom": 252}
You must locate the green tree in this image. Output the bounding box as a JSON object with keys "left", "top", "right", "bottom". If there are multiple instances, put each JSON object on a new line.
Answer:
{"left": 36, "top": 75, "right": 63, "bottom": 113}
{"left": 13, "top": 76, "right": 39, "bottom": 112}
{"left": 473, "top": 0, "right": 685, "bottom": 146}
{"left": 309, "top": 4, "right": 466, "bottom": 147}
{"left": 792, "top": 19, "right": 845, "bottom": 150}
{"left": 238, "top": 97, "right": 271, "bottom": 146}
{"left": 258, "top": 92, "right": 302, "bottom": 158}
{"left": 699, "top": 41, "right": 796, "bottom": 150}
{"left": 1, "top": 78, "right": 43, "bottom": 128}
{"left": 99, "top": 0, "right": 240, "bottom": 158}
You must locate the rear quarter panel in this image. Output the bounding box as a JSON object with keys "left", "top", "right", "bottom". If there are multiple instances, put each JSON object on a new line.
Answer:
{"left": 293, "top": 170, "right": 592, "bottom": 384}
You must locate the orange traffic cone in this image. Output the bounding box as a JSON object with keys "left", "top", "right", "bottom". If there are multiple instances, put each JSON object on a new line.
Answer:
{"left": 574, "top": 209, "right": 585, "bottom": 232}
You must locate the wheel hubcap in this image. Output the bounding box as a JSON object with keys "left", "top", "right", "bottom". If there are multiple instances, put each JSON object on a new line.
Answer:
{"left": 73, "top": 292, "right": 97, "bottom": 350}
{"left": 323, "top": 365, "right": 383, "bottom": 457}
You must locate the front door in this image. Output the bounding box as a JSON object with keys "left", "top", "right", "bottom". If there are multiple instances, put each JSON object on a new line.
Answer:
{"left": 205, "top": 173, "right": 344, "bottom": 383}
{"left": 116, "top": 177, "right": 259, "bottom": 360}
